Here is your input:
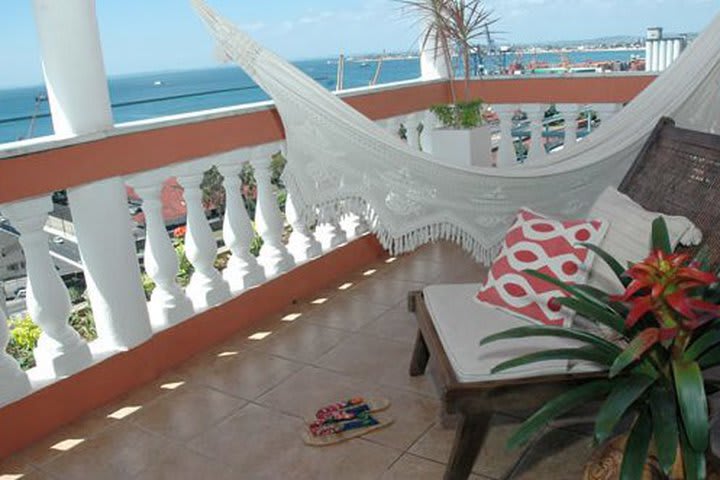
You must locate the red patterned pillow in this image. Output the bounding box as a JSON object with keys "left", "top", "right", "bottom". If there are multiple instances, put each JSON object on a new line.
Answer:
{"left": 476, "top": 209, "right": 608, "bottom": 327}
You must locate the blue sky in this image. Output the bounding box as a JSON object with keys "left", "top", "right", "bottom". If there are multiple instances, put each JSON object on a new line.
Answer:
{"left": 0, "top": 0, "right": 716, "bottom": 88}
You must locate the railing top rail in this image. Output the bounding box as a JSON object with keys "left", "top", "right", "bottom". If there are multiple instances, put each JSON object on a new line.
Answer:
{"left": 0, "top": 74, "right": 655, "bottom": 205}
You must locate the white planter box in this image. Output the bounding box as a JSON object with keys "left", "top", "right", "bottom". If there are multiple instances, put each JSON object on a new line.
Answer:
{"left": 429, "top": 125, "right": 492, "bottom": 168}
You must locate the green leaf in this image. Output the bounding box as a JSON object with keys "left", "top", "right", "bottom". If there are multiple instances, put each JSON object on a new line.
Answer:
{"left": 609, "top": 329, "right": 661, "bottom": 377}
{"left": 480, "top": 325, "right": 622, "bottom": 357}
{"left": 595, "top": 374, "right": 656, "bottom": 443}
{"left": 685, "top": 327, "right": 720, "bottom": 361}
{"left": 648, "top": 386, "right": 678, "bottom": 474}
{"left": 556, "top": 297, "right": 626, "bottom": 334}
{"left": 672, "top": 359, "right": 709, "bottom": 452}
{"left": 491, "top": 346, "right": 613, "bottom": 374}
{"left": 680, "top": 425, "right": 706, "bottom": 480}
{"left": 524, "top": 270, "right": 612, "bottom": 312}
{"left": 580, "top": 242, "right": 629, "bottom": 285}
{"left": 619, "top": 409, "right": 653, "bottom": 480}
{"left": 651, "top": 217, "right": 672, "bottom": 254}
{"left": 699, "top": 345, "right": 720, "bottom": 369}
{"left": 507, "top": 380, "right": 612, "bottom": 449}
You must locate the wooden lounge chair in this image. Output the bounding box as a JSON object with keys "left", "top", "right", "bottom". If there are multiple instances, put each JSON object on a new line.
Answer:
{"left": 407, "top": 117, "right": 720, "bottom": 480}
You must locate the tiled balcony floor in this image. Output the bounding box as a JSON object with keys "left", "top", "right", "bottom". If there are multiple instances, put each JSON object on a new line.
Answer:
{"left": 1, "top": 241, "right": 596, "bottom": 480}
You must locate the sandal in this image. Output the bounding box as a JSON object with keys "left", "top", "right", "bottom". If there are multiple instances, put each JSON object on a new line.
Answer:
{"left": 301, "top": 412, "right": 394, "bottom": 446}
{"left": 306, "top": 397, "right": 391, "bottom": 424}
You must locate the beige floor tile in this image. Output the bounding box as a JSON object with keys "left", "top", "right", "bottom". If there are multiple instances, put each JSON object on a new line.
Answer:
{"left": 409, "top": 414, "right": 524, "bottom": 479}
{"left": 410, "top": 415, "right": 594, "bottom": 480}
{"left": 407, "top": 241, "right": 476, "bottom": 265}
{"left": 513, "top": 429, "right": 594, "bottom": 480}
{"left": 350, "top": 278, "right": 425, "bottom": 308}
{"left": 41, "top": 422, "right": 174, "bottom": 480}
{"left": 258, "top": 366, "right": 440, "bottom": 451}
{"left": 132, "top": 446, "right": 238, "bottom": 480}
{"left": 377, "top": 258, "right": 447, "bottom": 284}
{"left": 361, "top": 304, "right": 419, "bottom": 345}
{"left": 188, "top": 403, "right": 399, "bottom": 480}
{"left": 7, "top": 411, "right": 116, "bottom": 467}
{"left": 252, "top": 321, "right": 347, "bottom": 363}
{"left": 257, "top": 366, "right": 377, "bottom": 418}
{"left": 130, "top": 384, "right": 246, "bottom": 441}
{"left": 304, "top": 295, "right": 390, "bottom": 332}
{"left": 380, "top": 454, "right": 486, "bottom": 480}
{"left": 0, "top": 456, "right": 39, "bottom": 479}
{"left": 315, "top": 333, "right": 437, "bottom": 397}
{"left": 185, "top": 349, "right": 303, "bottom": 400}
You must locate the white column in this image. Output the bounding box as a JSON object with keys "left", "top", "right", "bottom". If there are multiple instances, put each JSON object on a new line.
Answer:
{"left": 1, "top": 197, "right": 92, "bottom": 377}
{"left": 32, "top": 0, "right": 152, "bottom": 350}
{"left": 176, "top": 167, "right": 232, "bottom": 310}
{"left": 658, "top": 41, "right": 668, "bottom": 71}
{"left": 404, "top": 113, "right": 421, "bottom": 149}
{"left": 494, "top": 105, "right": 517, "bottom": 168}
{"left": 594, "top": 103, "right": 622, "bottom": 128}
{"left": 420, "top": 30, "right": 451, "bottom": 80}
{"left": 557, "top": 103, "right": 580, "bottom": 147}
{"left": 671, "top": 38, "right": 682, "bottom": 63}
{"left": 524, "top": 104, "right": 547, "bottom": 164}
{"left": 645, "top": 40, "right": 653, "bottom": 72}
{"left": 651, "top": 41, "right": 660, "bottom": 72}
{"left": 0, "top": 287, "right": 32, "bottom": 407}
{"left": 286, "top": 192, "right": 323, "bottom": 264}
{"left": 251, "top": 149, "right": 295, "bottom": 277}
{"left": 420, "top": 110, "right": 438, "bottom": 153}
{"left": 217, "top": 159, "right": 266, "bottom": 293}
{"left": 664, "top": 40, "right": 674, "bottom": 69}
{"left": 128, "top": 173, "right": 194, "bottom": 330}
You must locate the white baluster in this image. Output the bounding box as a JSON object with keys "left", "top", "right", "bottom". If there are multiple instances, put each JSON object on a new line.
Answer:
{"left": 0, "top": 287, "right": 32, "bottom": 406}
{"left": 420, "top": 110, "right": 438, "bottom": 153}
{"left": 404, "top": 113, "right": 421, "bottom": 149}
{"left": 341, "top": 213, "right": 369, "bottom": 239}
{"left": 594, "top": 103, "right": 622, "bottom": 129}
{"left": 494, "top": 104, "right": 517, "bottom": 168}
{"left": 251, "top": 147, "right": 295, "bottom": 277}
{"left": 524, "top": 104, "right": 547, "bottom": 164}
{"left": 128, "top": 172, "right": 194, "bottom": 330}
{"left": 286, "top": 192, "right": 323, "bottom": 264}
{"left": 176, "top": 166, "right": 231, "bottom": 310}
{"left": 316, "top": 204, "right": 348, "bottom": 251}
{"left": 557, "top": 103, "right": 580, "bottom": 148}
{"left": 217, "top": 158, "right": 266, "bottom": 293}
{"left": 1, "top": 197, "right": 92, "bottom": 377}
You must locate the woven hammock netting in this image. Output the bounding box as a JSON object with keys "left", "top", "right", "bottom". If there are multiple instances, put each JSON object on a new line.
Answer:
{"left": 192, "top": 0, "right": 720, "bottom": 264}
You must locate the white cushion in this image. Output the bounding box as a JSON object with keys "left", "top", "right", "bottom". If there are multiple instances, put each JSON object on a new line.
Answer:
{"left": 588, "top": 187, "right": 702, "bottom": 294}
{"left": 424, "top": 284, "right": 601, "bottom": 383}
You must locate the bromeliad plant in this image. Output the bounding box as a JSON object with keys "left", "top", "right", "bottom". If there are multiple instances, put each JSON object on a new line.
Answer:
{"left": 481, "top": 218, "right": 720, "bottom": 480}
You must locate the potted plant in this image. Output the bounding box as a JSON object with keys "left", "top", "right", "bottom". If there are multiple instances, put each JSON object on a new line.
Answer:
{"left": 428, "top": 100, "right": 492, "bottom": 167}
{"left": 396, "top": 0, "right": 497, "bottom": 167}
{"left": 482, "top": 218, "right": 720, "bottom": 479}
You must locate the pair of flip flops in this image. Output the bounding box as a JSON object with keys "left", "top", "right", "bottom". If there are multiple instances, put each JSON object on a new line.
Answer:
{"left": 302, "top": 397, "right": 393, "bottom": 446}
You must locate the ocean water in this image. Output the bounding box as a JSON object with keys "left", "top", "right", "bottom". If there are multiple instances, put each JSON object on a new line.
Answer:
{"left": 0, "top": 49, "right": 641, "bottom": 144}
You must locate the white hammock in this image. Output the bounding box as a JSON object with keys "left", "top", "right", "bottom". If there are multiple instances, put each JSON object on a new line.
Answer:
{"left": 192, "top": 0, "right": 720, "bottom": 263}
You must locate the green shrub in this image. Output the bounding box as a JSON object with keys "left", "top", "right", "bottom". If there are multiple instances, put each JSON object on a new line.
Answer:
{"left": 7, "top": 315, "right": 41, "bottom": 370}
{"left": 430, "top": 100, "right": 484, "bottom": 129}
{"left": 7, "top": 305, "right": 98, "bottom": 371}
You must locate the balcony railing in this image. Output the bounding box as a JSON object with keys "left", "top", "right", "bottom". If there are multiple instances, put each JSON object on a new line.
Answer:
{"left": 0, "top": 73, "right": 654, "bottom": 457}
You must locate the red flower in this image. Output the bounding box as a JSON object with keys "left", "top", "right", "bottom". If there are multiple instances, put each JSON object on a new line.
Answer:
{"left": 612, "top": 250, "right": 720, "bottom": 335}
{"left": 173, "top": 225, "right": 187, "bottom": 239}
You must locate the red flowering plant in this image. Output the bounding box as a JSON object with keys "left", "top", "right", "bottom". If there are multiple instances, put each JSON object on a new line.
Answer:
{"left": 482, "top": 218, "right": 720, "bottom": 479}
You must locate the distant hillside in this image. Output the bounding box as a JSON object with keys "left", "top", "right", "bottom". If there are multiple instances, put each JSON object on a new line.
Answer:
{"left": 514, "top": 32, "right": 699, "bottom": 49}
